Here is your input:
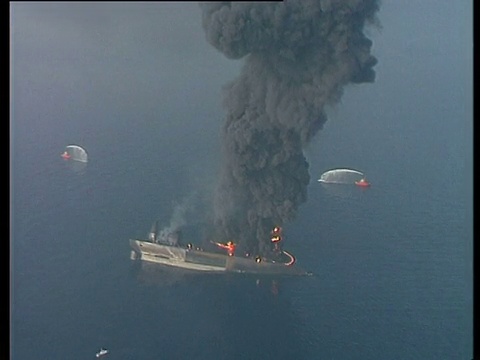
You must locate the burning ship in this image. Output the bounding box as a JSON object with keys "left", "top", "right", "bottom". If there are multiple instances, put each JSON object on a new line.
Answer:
{"left": 129, "top": 223, "right": 309, "bottom": 276}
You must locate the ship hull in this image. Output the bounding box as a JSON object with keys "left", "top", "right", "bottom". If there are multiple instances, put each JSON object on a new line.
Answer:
{"left": 129, "top": 239, "right": 308, "bottom": 276}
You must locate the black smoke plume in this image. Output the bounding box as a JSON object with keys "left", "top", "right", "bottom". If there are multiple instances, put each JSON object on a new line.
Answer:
{"left": 200, "top": 1, "right": 380, "bottom": 255}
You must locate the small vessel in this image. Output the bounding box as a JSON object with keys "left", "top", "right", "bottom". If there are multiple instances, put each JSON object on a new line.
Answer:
{"left": 96, "top": 348, "right": 108, "bottom": 358}
{"left": 61, "top": 145, "right": 88, "bottom": 162}
{"left": 318, "top": 168, "right": 365, "bottom": 184}
{"left": 61, "top": 151, "right": 71, "bottom": 160}
{"left": 355, "top": 178, "right": 371, "bottom": 187}
{"left": 319, "top": 168, "right": 371, "bottom": 188}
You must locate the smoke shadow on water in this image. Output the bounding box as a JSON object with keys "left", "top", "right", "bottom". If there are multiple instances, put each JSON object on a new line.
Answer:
{"left": 125, "top": 261, "right": 308, "bottom": 360}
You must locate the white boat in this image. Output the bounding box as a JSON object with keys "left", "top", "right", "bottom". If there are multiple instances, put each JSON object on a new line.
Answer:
{"left": 129, "top": 239, "right": 305, "bottom": 275}
{"left": 96, "top": 348, "right": 109, "bottom": 358}
{"left": 129, "top": 224, "right": 308, "bottom": 275}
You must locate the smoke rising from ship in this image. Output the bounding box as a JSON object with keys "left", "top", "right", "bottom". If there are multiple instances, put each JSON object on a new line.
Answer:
{"left": 155, "top": 195, "right": 201, "bottom": 245}
{"left": 199, "top": 1, "right": 380, "bottom": 255}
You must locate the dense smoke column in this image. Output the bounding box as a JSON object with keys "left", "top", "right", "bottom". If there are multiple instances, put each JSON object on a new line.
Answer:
{"left": 200, "top": 1, "right": 380, "bottom": 255}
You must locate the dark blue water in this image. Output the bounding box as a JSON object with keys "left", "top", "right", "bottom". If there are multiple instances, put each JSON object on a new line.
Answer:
{"left": 11, "top": 2, "right": 472, "bottom": 360}
{"left": 11, "top": 104, "right": 472, "bottom": 360}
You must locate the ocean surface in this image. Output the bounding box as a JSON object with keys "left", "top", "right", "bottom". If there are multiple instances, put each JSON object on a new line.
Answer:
{"left": 11, "top": 2, "right": 472, "bottom": 360}
{"left": 11, "top": 107, "right": 473, "bottom": 360}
